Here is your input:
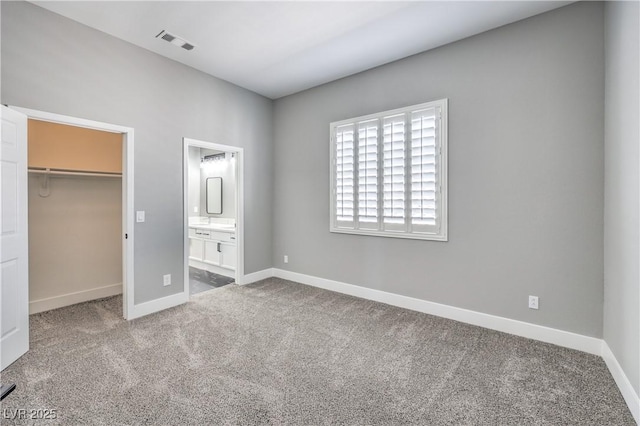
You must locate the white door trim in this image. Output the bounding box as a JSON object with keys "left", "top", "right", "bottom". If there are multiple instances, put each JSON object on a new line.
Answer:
{"left": 182, "top": 138, "right": 244, "bottom": 299}
{"left": 9, "top": 106, "right": 135, "bottom": 320}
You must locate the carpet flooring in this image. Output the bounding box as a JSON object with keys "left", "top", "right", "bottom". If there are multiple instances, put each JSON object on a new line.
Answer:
{"left": 1, "top": 278, "right": 634, "bottom": 425}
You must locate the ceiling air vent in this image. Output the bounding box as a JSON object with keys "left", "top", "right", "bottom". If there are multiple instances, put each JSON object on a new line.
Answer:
{"left": 160, "top": 32, "right": 175, "bottom": 43}
{"left": 155, "top": 30, "right": 195, "bottom": 51}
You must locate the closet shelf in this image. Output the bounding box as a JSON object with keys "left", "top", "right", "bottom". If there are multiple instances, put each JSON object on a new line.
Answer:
{"left": 28, "top": 168, "right": 122, "bottom": 178}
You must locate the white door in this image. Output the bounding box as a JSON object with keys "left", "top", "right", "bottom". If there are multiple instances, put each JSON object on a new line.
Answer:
{"left": 1, "top": 106, "right": 29, "bottom": 370}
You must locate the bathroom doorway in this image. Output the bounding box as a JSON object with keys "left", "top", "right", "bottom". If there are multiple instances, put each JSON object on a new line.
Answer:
{"left": 182, "top": 138, "right": 244, "bottom": 298}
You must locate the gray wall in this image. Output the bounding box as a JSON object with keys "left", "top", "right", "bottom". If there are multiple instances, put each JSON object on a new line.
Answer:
{"left": 273, "top": 2, "right": 605, "bottom": 337}
{"left": 1, "top": 1, "right": 274, "bottom": 304}
{"left": 604, "top": 1, "right": 639, "bottom": 395}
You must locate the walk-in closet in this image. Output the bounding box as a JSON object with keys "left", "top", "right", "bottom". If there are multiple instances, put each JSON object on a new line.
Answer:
{"left": 27, "top": 119, "right": 123, "bottom": 314}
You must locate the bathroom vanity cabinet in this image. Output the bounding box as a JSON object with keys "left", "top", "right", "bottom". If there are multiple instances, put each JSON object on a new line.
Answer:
{"left": 188, "top": 227, "right": 236, "bottom": 278}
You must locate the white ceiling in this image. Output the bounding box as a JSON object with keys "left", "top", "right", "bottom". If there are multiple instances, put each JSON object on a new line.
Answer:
{"left": 32, "top": 1, "right": 572, "bottom": 99}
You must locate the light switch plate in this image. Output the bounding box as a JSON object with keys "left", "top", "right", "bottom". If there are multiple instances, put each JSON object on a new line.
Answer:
{"left": 136, "top": 211, "right": 145, "bottom": 223}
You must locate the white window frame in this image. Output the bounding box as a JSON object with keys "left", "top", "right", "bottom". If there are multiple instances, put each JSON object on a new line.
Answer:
{"left": 329, "top": 99, "right": 448, "bottom": 241}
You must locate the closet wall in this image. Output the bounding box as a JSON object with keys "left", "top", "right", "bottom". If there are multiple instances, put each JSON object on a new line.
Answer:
{"left": 29, "top": 120, "right": 121, "bottom": 172}
{"left": 28, "top": 119, "right": 123, "bottom": 313}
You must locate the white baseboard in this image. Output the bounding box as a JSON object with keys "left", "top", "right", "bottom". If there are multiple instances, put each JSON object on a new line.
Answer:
{"left": 127, "top": 266, "right": 272, "bottom": 319}
{"left": 30, "top": 283, "right": 122, "bottom": 314}
{"left": 272, "top": 268, "right": 602, "bottom": 355}
{"left": 602, "top": 342, "right": 640, "bottom": 423}
{"left": 238, "top": 268, "right": 274, "bottom": 285}
{"left": 128, "top": 292, "right": 188, "bottom": 320}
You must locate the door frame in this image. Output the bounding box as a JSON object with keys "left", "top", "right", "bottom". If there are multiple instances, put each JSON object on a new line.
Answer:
{"left": 9, "top": 106, "right": 135, "bottom": 320}
{"left": 182, "top": 138, "right": 244, "bottom": 299}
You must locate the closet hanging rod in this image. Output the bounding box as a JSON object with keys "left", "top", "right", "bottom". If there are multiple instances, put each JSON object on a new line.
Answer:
{"left": 28, "top": 168, "right": 122, "bottom": 178}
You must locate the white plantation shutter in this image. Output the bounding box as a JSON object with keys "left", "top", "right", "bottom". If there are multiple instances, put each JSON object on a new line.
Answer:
{"left": 383, "top": 114, "right": 407, "bottom": 231}
{"left": 335, "top": 124, "right": 355, "bottom": 226}
{"left": 357, "top": 120, "right": 379, "bottom": 229}
{"left": 410, "top": 107, "right": 439, "bottom": 233}
{"left": 331, "top": 99, "right": 447, "bottom": 241}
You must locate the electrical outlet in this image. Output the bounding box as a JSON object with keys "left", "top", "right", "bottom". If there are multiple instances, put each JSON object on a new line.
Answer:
{"left": 163, "top": 274, "right": 171, "bottom": 286}
{"left": 528, "top": 295, "right": 539, "bottom": 310}
{"left": 194, "top": 206, "right": 198, "bottom": 213}
{"left": 283, "top": 255, "right": 289, "bottom": 264}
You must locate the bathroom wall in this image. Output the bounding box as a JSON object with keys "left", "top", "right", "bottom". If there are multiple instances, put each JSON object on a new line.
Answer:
{"left": 200, "top": 148, "right": 236, "bottom": 220}
{"left": 188, "top": 146, "right": 201, "bottom": 218}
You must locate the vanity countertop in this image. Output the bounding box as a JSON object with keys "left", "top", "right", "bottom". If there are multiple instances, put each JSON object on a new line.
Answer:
{"left": 189, "top": 223, "right": 236, "bottom": 234}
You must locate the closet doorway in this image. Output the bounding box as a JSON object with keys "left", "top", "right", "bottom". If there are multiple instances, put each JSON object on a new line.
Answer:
{"left": 12, "top": 107, "right": 134, "bottom": 320}
{"left": 182, "top": 138, "right": 244, "bottom": 299}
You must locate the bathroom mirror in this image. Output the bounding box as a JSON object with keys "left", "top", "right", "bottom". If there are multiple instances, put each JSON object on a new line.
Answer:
{"left": 206, "top": 177, "right": 222, "bottom": 214}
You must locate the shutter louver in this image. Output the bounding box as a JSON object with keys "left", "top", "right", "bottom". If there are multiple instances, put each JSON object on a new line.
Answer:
{"left": 358, "top": 120, "right": 378, "bottom": 228}
{"left": 383, "top": 114, "right": 406, "bottom": 230}
{"left": 411, "top": 107, "right": 438, "bottom": 231}
{"left": 335, "top": 124, "right": 355, "bottom": 225}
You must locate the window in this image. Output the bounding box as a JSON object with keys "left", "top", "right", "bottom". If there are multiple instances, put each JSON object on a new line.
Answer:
{"left": 330, "top": 99, "right": 448, "bottom": 241}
